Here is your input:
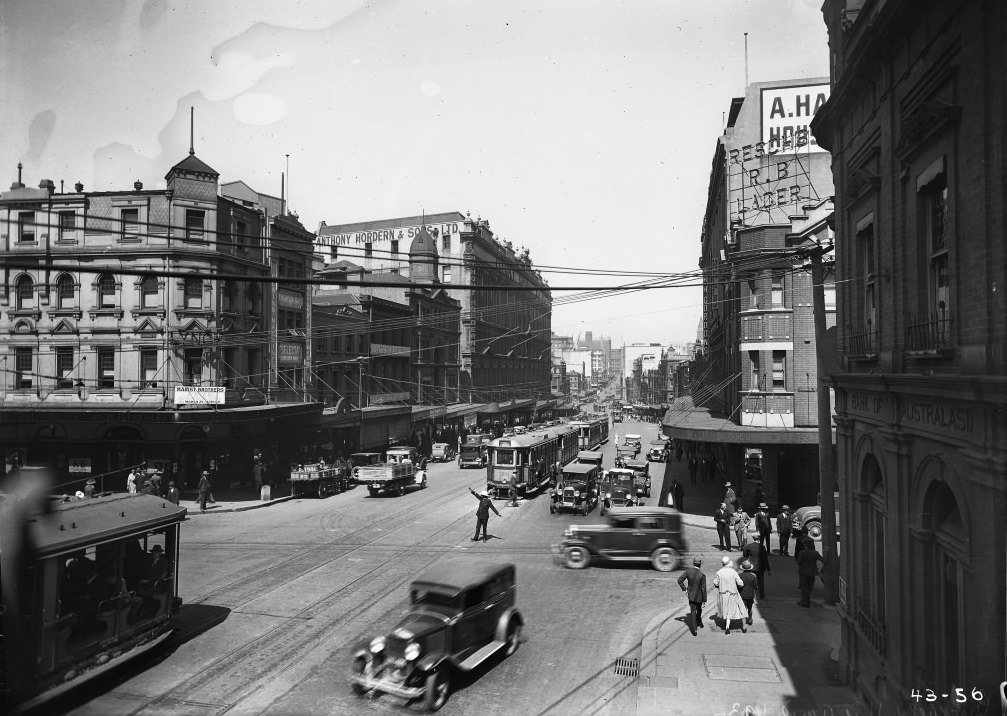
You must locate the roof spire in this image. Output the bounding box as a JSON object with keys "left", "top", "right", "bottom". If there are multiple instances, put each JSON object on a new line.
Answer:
{"left": 189, "top": 106, "right": 195, "bottom": 156}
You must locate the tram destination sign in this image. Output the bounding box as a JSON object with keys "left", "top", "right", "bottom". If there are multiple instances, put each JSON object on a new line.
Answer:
{"left": 174, "top": 386, "right": 226, "bottom": 406}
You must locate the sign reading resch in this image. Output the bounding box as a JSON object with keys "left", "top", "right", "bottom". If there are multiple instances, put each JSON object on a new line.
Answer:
{"left": 174, "top": 386, "right": 226, "bottom": 406}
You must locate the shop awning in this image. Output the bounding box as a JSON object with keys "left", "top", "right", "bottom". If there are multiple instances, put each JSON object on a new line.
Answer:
{"left": 662, "top": 396, "right": 830, "bottom": 446}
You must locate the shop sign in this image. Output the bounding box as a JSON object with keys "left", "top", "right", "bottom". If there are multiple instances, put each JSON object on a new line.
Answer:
{"left": 278, "top": 289, "right": 304, "bottom": 310}
{"left": 761, "top": 83, "right": 829, "bottom": 153}
{"left": 174, "top": 386, "right": 226, "bottom": 405}
{"left": 316, "top": 221, "right": 461, "bottom": 247}
{"left": 279, "top": 342, "right": 303, "bottom": 366}
{"left": 899, "top": 398, "right": 976, "bottom": 436}
{"left": 69, "top": 457, "right": 92, "bottom": 474}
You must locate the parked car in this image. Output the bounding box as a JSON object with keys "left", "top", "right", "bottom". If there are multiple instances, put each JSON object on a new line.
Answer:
{"left": 625, "top": 459, "right": 652, "bottom": 498}
{"left": 599, "top": 468, "right": 639, "bottom": 515}
{"left": 792, "top": 492, "right": 841, "bottom": 541}
{"left": 350, "top": 559, "right": 523, "bottom": 711}
{"left": 550, "top": 463, "right": 600, "bottom": 515}
{"left": 624, "top": 434, "right": 643, "bottom": 449}
{"left": 553, "top": 506, "right": 687, "bottom": 572}
{"left": 646, "top": 442, "right": 667, "bottom": 462}
{"left": 430, "top": 443, "right": 457, "bottom": 462}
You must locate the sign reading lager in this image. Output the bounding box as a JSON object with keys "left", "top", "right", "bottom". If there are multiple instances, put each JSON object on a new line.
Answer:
{"left": 174, "top": 386, "right": 226, "bottom": 405}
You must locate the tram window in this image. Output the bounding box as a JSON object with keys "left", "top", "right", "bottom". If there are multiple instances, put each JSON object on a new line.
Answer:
{"left": 496, "top": 451, "right": 515, "bottom": 466}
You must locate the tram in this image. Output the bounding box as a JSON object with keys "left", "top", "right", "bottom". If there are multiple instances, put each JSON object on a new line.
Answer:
{"left": 1, "top": 491, "right": 187, "bottom": 712}
{"left": 485, "top": 424, "right": 580, "bottom": 498}
{"left": 570, "top": 417, "right": 610, "bottom": 450}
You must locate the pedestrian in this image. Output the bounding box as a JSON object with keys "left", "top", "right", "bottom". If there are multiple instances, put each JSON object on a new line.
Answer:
{"left": 776, "top": 505, "right": 793, "bottom": 555}
{"left": 167, "top": 481, "right": 180, "bottom": 505}
{"left": 723, "top": 481, "right": 737, "bottom": 514}
{"left": 738, "top": 560, "right": 759, "bottom": 626}
{"left": 468, "top": 487, "right": 500, "bottom": 542}
{"left": 198, "top": 470, "right": 211, "bottom": 513}
{"left": 127, "top": 469, "right": 138, "bottom": 494}
{"left": 687, "top": 455, "right": 698, "bottom": 485}
{"left": 713, "top": 556, "right": 746, "bottom": 634}
{"left": 714, "top": 502, "right": 732, "bottom": 551}
{"left": 675, "top": 444, "right": 683, "bottom": 462}
{"left": 253, "top": 455, "right": 265, "bottom": 489}
{"left": 677, "top": 556, "right": 707, "bottom": 636}
{"left": 754, "top": 502, "right": 772, "bottom": 549}
{"left": 671, "top": 479, "right": 685, "bottom": 513}
{"left": 796, "top": 537, "right": 824, "bottom": 607}
{"left": 83, "top": 478, "right": 96, "bottom": 498}
{"left": 741, "top": 539, "right": 772, "bottom": 599}
{"left": 732, "top": 506, "right": 751, "bottom": 549}
{"left": 148, "top": 470, "right": 163, "bottom": 498}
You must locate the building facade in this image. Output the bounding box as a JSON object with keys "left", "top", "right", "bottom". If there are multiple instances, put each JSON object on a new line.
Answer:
{"left": 813, "top": 0, "right": 1007, "bottom": 708}
{"left": 315, "top": 212, "right": 551, "bottom": 404}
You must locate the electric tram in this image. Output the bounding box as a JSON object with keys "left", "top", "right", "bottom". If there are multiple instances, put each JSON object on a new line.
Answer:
{"left": 485, "top": 424, "right": 580, "bottom": 498}
{"left": 569, "top": 417, "right": 610, "bottom": 450}
{"left": 1, "top": 492, "right": 186, "bottom": 712}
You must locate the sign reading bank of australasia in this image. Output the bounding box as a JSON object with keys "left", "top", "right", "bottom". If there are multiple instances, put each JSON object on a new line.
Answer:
{"left": 174, "top": 386, "right": 226, "bottom": 406}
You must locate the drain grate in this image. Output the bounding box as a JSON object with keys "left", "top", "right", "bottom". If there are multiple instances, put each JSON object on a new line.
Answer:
{"left": 613, "top": 657, "right": 640, "bottom": 677}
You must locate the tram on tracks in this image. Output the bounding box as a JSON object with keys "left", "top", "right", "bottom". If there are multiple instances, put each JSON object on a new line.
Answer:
{"left": 1, "top": 491, "right": 186, "bottom": 713}
{"left": 485, "top": 424, "right": 580, "bottom": 498}
{"left": 570, "top": 417, "right": 610, "bottom": 450}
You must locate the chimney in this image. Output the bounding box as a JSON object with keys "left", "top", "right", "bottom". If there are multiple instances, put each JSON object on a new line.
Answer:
{"left": 134, "top": 180, "right": 143, "bottom": 191}
{"left": 39, "top": 179, "right": 55, "bottom": 195}
{"left": 74, "top": 181, "right": 83, "bottom": 193}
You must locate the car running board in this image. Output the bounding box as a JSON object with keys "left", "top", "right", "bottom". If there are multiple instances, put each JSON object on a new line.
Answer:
{"left": 457, "top": 640, "right": 505, "bottom": 671}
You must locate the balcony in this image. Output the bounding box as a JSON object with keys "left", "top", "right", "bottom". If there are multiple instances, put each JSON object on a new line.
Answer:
{"left": 904, "top": 312, "right": 952, "bottom": 356}
{"left": 846, "top": 325, "right": 877, "bottom": 359}
{"left": 855, "top": 605, "right": 886, "bottom": 658}
{"left": 740, "top": 391, "right": 794, "bottom": 427}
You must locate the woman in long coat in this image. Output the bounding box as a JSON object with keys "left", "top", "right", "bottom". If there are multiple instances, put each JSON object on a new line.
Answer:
{"left": 713, "top": 556, "right": 747, "bottom": 634}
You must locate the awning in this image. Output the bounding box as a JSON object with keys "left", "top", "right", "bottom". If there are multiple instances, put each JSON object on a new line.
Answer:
{"left": 411, "top": 405, "right": 446, "bottom": 421}
{"left": 662, "top": 396, "right": 831, "bottom": 446}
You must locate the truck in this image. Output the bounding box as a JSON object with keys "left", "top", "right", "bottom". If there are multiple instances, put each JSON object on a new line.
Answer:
{"left": 289, "top": 462, "right": 350, "bottom": 498}
{"left": 458, "top": 435, "right": 489, "bottom": 468}
{"left": 355, "top": 447, "right": 427, "bottom": 497}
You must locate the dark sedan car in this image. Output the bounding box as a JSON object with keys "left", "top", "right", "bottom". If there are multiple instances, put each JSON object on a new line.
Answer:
{"left": 553, "top": 506, "right": 687, "bottom": 572}
{"left": 350, "top": 559, "right": 523, "bottom": 711}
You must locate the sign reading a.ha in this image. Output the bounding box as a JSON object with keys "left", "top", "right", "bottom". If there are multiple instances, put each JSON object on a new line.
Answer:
{"left": 761, "top": 83, "right": 830, "bottom": 154}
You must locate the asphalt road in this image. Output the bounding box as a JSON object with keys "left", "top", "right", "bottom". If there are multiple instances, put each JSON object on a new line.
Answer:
{"left": 58, "top": 420, "right": 710, "bottom": 716}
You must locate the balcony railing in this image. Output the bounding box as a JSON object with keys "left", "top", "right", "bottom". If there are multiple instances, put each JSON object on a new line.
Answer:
{"left": 846, "top": 327, "right": 877, "bottom": 357}
{"left": 904, "top": 312, "right": 951, "bottom": 353}
{"left": 855, "top": 605, "right": 886, "bottom": 657}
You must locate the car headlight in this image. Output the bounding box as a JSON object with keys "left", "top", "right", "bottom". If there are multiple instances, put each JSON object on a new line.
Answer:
{"left": 606, "top": 493, "right": 612, "bottom": 499}
{"left": 574, "top": 491, "right": 580, "bottom": 498}
{"left": 369, "top": 636, "right": 385, "bottom": 653}
{"left": 404, "top": 642, "right": 421, "bottom": 661}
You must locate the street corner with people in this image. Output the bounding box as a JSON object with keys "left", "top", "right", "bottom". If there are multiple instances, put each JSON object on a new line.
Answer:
{"left": 468, "top": 487, "right": 501, "bottom": 542}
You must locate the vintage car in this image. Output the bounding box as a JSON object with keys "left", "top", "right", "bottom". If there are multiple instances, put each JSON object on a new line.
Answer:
{"left": 646, "top": 442, "right": 667, "bottom": 462}
{"left": 457, "top": 438, "right": 489, "bottom": 469}
{"left": 349, "top": 452, "right": 383, "bottom": 483}
{"left": 575, "top": 450, "right": 604, "bottom": 467}
{"left": 792, "top": 492, "right": 841, "bottom": 541}
{"left": 625, "top": 459, "right": 652, "bottom": 498}
{"left": 430, "top": 443, "right": 457, "bottom": 462}
{"left": 550, "top": 463, "right": 600, "bottom": 515}
{"left": 624, "top": 434, "right": 643, "bottom": 449}
{"left": 350, "top": 559, "right": 523, "bottom": 711}
{"left": 553, "top": 506, "right": 687, "bottom": 572}
{"left": 599, "top": 468, "right": 640, "bottom": 515}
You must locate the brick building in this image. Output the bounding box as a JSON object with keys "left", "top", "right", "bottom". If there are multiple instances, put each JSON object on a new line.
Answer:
{"left": 812, "top": 0, "right": 1007, "bottom": 708}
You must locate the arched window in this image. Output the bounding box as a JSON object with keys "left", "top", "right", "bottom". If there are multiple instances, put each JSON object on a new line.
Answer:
{"left": 15, "top": 275, "right": 34, "bottom": 310}
{"left": 184, "top": 277, "right": 202, "bottom": 309}
{"left": 56, "top": 274, "right": 75, "bottom": 309}
{"left": 141, "top": 275, "right": 159, "bottom": 308}
{"left": 98, "top": 273, "right": 117, "bottom": 308}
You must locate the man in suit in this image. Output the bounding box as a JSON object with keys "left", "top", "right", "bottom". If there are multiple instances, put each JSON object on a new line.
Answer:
{"left": 714, "top": 503, "right": 732, "bottom": 551}
{"left": 677, "top": 557, "right": 707, "bottom": 635}
{"left": 741, "top": 539, "right": 772, "bottom": 599}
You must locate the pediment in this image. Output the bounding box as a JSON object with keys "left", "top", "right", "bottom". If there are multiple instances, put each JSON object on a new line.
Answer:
{"left": 135, "top": 318, "right": 162, "bottom": 334}
{"left": 51, "top": 318, "right": 78, "bottom": 334}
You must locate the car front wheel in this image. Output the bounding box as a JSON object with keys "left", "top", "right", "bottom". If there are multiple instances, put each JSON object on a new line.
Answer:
{"left": 424, "top": 668, "right": 450, "bottom": 712}
{"left": 564, "top": 545, "right": 590, "bottom": 569}
{"left": 805, "top": 520, "right": 823, "bottom": 540}
{"left": 351, "top": 657, "right": 371, "bottom": 696}
{"left": 651, "top": 547, "right": 680, "bottom": 572}
{"left": 505, "top": 619, "right": 522, "bottom": 656}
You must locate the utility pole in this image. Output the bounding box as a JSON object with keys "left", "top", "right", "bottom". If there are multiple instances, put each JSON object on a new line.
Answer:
{"left": 809, "top": 243, "right": 838, "bottom": 605}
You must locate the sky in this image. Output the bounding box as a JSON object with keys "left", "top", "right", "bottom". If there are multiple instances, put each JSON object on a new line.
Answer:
{"left": 0, "top": 0, "right": 830, "bottom": 347}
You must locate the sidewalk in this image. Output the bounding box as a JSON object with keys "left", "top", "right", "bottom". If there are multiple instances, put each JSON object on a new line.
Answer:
{"left": 636, "top": 458, "right": 865, "bottom": 715}
{"left": 179, "top": 484, "right": 295, "bottom": 514}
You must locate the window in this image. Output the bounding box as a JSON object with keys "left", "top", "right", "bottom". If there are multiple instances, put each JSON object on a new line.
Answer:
{"left": 771, "top": 351, "right": 786, "bottom": 390}
{"left": 97, "top": 347, "right": 115, "bottom": 389}
{"left": 442, "top": 234, "right": 451, "bottom": 251}
{"left": 58, "top": 211, "right": 76, "bottom": 241}
{"left": 98, "top": 273, "right": 117, "bottom": 308}
{"left": 748, "top": 278, "right": 759, "bottom": 309}
{"left": 15, "top": 347, "right": 33, "bottom": 388}
{"left": 750, "top": 351, "right": 761, "bottom": 391}
{"left": 184, "top": 277, "right": 202, "bottom": 309}
{"left": 390, "top": 240, "right": 399, "bottom": 256}
{"left": 441, "top": 265, "right": 452, "bottom": 283}
{"left": 249, "top": 283, "right": 261, "bottom": 315}
{"left": 183, "top": 348, "right": 202, "bottom": 385}
{"left": 364, "top": 242, "right": 373, "bottom": 258}
{"left": 923, "top": 175, "right": 950, "bottom": 329}
{"left": 824, "top": 277, "right": 836, "bottom": 309}
{"left": 140, "top": 348, "right": 158, "bottom": 388}
{"left": 771, "top": 276, "right": 784, "bottom": 307}
{"left": 57, "top": 274, "right": 75, "bottom": 309}
{"left": 15, "top": 275, "right": 34, "bottom": 310}
{"left": 235, "top": 220, "right": 247, "bottom": 251}
{"left": 141, "top": 275, "right": 159, "bottom": 308}
{"left": 56, "top": 346, "right": 74, "bottom": 388}
{"left": 221, "top": 281, "right": 234, "bottom": 312}
{"left": 121, "top": 207, "right": 139, "bottom": 240}
{"left": 185, "top": 208, "right": 205, "bottom": 241}
{"left": 857, "top": 223, "right": 876, "bottom": 338}
{"left": 18, "top": 211, "right": 35, "bottom": 243}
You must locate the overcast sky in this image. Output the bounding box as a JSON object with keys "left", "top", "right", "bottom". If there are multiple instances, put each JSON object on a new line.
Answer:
{"left": 0, "top": 0, "right": 830, "bottom": 346}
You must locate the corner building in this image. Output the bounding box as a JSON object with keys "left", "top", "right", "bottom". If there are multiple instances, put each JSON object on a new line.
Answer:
{"left": 813, "top": 0, "right": 1007, "bottom": 708}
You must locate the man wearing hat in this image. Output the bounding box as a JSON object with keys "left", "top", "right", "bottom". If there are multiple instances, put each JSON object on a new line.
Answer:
{"left": 83, "top": 478, "right": 96, "bottom": 499}
{"left": 741, "top": 537, "right": 772, "bottom": 599}
{"left": 677, "top": 557, "right": 707, "bottom": 635}
{"left": 468, "top": 487, "right": 500, "bottom": 542}
{"left": 714, "top": 502, "right": 732, "bottom": 551}
{"left": 754, "top": 502, "right": 772, "bottom": 549}
{"left": 776, "top": 505, "right": 794, "bottom": 555}
{"left": 167, "top": 481, "right": 180, "bottom": 505}
{"left": 723, "top": 481, "right": 737, "bottom": 515}
{"left": 198, "top": 470, "right": 212, "bottom": 513}
{"left": 738, "top": 560, "right": 758, "bottom": 627}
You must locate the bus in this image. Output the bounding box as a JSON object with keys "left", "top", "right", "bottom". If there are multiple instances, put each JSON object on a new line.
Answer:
{"left": 485, "top": 424, "right": 579, "bottom": 498}
{"left": 1, "top": 490, "right": 186, "bottom": 712}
